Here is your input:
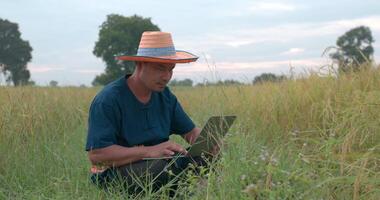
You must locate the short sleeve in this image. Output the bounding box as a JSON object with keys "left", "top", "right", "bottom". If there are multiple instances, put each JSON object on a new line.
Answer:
{"left": 85, "top": 101, "right": 120, "bottom": 151}
{"left": 170, "top": 95, "right": 195, "bottom": 135}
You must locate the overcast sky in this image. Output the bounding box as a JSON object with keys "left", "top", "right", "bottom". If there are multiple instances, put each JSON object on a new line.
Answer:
{"left": 1, "top": 0, "right": 380, "bottom": 86}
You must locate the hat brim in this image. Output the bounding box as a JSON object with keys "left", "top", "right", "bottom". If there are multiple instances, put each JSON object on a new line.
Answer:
{"left": 116, "top": 50, "right": 198, "bottom": 64}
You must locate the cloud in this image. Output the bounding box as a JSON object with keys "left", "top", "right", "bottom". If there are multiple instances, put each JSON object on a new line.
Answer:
{"left": 281, "top": 48, "right": 305, "bottom": 55}
{"left": 179, "top": 15, "right": 380, "bottom": 49}
{"left": 224, "top": 40, "right": 262, "bottom": 48}
{"left": 175, "top": 58, "right": 330, "bottom": 75}
{"left": 28, "top": 65, "right": 65, "bottom": 73}
{"left": 72, "top": 69, "right": 103, "bottom": 74}
{"left": 249, "top": 2, "right": 297, "bottom": 12}
{"left": 226, "top": 1, "right": 299, "bottom": 17}
{"left": 173, "top": 58, "right": 333, "bottom": 83}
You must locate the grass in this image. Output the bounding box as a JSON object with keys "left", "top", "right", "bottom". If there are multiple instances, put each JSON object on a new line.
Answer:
{"left": 0, "top": 66, "right": 379, "bottom": 199}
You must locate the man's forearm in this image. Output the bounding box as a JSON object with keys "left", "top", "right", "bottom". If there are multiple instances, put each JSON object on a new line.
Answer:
{"left": 88, "top": 145, "right": 149, "bottom": 167}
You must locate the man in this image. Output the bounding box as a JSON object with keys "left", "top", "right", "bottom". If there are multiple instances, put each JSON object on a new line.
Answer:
{"left": 85, "top": 31, "right": 210, "bottom": 193}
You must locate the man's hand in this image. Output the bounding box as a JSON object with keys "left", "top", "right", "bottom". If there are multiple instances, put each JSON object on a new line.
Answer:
{"left": 145, "top": 141, "right": 187, "bottom": 158}
{"left": 183, "top": 127, "right": 201, "bottom": 145}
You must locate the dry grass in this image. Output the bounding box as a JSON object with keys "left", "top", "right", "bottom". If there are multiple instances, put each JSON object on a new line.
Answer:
{"left": 0, "top": 66, "right": 379, "bottom": 199}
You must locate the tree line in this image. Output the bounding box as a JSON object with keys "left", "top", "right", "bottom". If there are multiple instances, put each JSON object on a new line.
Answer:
{"left": 0, "top": 15, "right": 376, "bottom": 86}
{"left": 168, "top": 73, "right": 288, "bottom": 87}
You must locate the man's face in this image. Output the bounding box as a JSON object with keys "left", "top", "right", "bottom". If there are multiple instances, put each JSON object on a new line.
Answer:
{"left": 138, "top": 62, "right": 176, "bottom": 92}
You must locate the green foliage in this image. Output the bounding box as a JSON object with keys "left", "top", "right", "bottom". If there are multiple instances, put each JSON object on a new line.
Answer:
{"left": 27, "top": 80, "right": 36, "bottom": 86}
{"left": 169, "top": 78, "right": 193, "bottom": 87}
{"left": 92, "top": 14, "right": 160, "bottom": 86}
{"left": 329, "top": 26, "right": 374, "bottom": 73}
{"left": 49, "top": 80, "right": 58, "bottom": 87}
{"left": 252, "top": 73, "right": 287, "bottom": 84}
{"left": 0, "top": 18, "right": 33, "bottom": 86}
{"left": 216, "top": 79, "right": 244, "bottom": 86}
{"left": 196, "top": 79, "right": 244, "bottom": 87}
{"left": 225, "top": 79, "right": 241, "bottom": 84}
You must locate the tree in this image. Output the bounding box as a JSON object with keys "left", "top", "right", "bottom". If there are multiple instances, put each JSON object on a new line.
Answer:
{"left": 195, "top": 79, "right": 244, "bottom": 87}
{"left": 329, "top": 26, "right": 374, "bottom": 73}
{"left": 28, "top": 80, "right": 36, "bottom": 86}
{"left": 0, "top": 18, "right": 33, "bottom": 86}
{"left": 252, "top": 73, "right": 286, "bottom": 84}
{"left": 92, "top": 14, "right": 160, "bottom": 86}
{"left": 216, "top": 79, "right": 243, "bottom": 86}
{"left": 169, "top": 78, "right": 193, "bottom": 87}
{"left": 49, "top": 80, "right": 58, "bottom": 87}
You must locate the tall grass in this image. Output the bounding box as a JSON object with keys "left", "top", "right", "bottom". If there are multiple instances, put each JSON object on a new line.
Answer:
{"left": 0, "top": 66, "right": 379, "bottom": 199}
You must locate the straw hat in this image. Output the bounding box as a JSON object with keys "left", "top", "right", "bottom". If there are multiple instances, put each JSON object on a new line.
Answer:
{"left": 115, "top": 31, "right": 198, "bottom": 63}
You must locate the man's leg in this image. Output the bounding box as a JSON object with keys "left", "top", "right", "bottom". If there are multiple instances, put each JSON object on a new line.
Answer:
{"left": 90, "top": 160, "right": 170, "bottom": 192}
{"left": 116, "top": 159, "right": 172, "bottom": 193}
{"left": 164, "top": 155, "right": 210, "bottom": 197}
{"left": 116, "top": 156, "right": 210, "bottom": 195}
{"left": 90, "top": 156, "right": 211, "bottom": 195}
{"left": 172, "top": 156, "right": 209, "bottom": 175}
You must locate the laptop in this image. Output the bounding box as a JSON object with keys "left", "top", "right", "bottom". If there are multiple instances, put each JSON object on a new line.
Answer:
{"left": 142, "top": 115, "right": 236, "bottom": 160}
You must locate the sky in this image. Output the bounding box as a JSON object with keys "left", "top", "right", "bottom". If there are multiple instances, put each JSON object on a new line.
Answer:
{"left": 1, "top": 0, "right": 380, "bottom": 86}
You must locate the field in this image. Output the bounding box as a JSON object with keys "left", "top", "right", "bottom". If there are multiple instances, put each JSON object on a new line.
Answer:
{"left": 1, "top": 67, "right": 379, "bottom": 199}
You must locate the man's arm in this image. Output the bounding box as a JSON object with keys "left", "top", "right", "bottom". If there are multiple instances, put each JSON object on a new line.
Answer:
{"left": 88, "top": 145, "right": 147, "bottom": 167}
{"left": 88, "top": 141, "right": 188, "bottom": 167}
{"left": 182, "top": 127, "right": 201, "bottom": 145}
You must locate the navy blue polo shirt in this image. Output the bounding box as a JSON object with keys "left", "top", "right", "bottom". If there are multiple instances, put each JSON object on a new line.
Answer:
{"left": 85, "top": 75, "right": 195, "bottom": 151}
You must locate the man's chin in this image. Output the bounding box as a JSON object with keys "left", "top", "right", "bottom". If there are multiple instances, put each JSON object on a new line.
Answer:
{"left": 153, "top": 86, "right": 166, "bottom": 92}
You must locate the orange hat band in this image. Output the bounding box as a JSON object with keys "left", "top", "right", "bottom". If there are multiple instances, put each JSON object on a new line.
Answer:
{"left": 137, "top": 46, "right": 176, "bottom": 57}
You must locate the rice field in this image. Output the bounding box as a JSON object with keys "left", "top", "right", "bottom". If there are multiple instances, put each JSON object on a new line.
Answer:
{"left": 0, "top": 66, "right": 379, "bottom": 199}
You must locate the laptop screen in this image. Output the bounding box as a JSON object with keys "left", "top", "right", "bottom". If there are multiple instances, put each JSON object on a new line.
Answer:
{"left": 188, "top": 115, "right": 236, "bottom": 156}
